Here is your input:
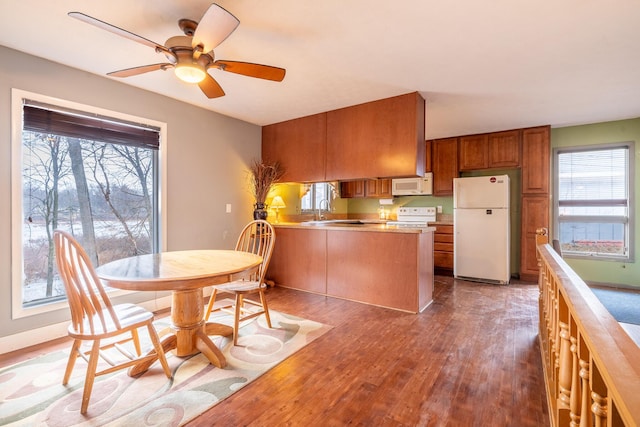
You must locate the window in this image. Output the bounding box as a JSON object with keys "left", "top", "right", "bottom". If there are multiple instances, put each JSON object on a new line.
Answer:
{"left": 554, "top": 142, "right": 634, "bottom": 260}
{"left": 300, "top": 183, "right": 334, "bottom": 213}
{"left": 12, "top": 89, "right": 166, "bottom": 317}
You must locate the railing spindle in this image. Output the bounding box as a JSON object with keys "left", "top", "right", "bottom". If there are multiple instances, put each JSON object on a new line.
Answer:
{"left": 579, "top": 359, "right": 591, "bottom": 427}
{"left": 569, "top": 336, "right": 581, "bottom": 427}
{"left": 591, "top": 392, "right": 607, "bottom": 427}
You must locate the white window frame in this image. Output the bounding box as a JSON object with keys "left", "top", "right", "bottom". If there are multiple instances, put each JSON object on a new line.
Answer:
{"left": 553, "top": 141, "right": 634, "bottom": 262}
{"left": 300, "top": 182, "right": 334, "bottom": 214}
{"left": 11, "top": 88, "right": 168, "bottom": 319}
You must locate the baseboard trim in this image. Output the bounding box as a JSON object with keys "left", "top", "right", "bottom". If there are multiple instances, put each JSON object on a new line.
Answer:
{"left": 0, "top": 295, "right": 174, "bottom": 355}
{"left": 587, "top": 281, "right": 640, "bottom": 292}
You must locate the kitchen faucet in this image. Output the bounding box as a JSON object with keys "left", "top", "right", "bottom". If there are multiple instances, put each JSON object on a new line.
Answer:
{"left": 317, "top": 198, "right": 329, "bottom": 220}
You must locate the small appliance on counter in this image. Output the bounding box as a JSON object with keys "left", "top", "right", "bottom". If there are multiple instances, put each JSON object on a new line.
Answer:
{"left": 377, "top": 198, "right": 394, "bottom": 219}
{"left": 387, "top": 207, "right": 436, "bottom": 227}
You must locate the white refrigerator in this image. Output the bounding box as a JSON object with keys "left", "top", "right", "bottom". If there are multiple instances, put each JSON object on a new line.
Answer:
{"left": 453, "top": 175, "right": 510, "bottom": 284}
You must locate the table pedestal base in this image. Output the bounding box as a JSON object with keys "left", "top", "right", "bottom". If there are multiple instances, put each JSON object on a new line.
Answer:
{"left": 127, "top": 289, "right": 233, "bottom": 377}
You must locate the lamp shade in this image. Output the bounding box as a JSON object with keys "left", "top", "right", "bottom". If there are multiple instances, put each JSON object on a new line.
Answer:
{"left": 271, "top": 196, "right": 286, "bottom": 209}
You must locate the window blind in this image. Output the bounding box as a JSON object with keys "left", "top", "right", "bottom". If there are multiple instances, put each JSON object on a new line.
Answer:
{"left": 23, "top": 104, "right": 160, "bottom": 150}
{"left": 558, "top": 147, "right": 628, "bottom": 204}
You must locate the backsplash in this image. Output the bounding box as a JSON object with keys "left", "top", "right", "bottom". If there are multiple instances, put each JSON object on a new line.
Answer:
{"left": 346, "top": 195, "right": 454, "bottom": 221}
{"left": 265, "top": 182, "right": 454, "bottom": 223}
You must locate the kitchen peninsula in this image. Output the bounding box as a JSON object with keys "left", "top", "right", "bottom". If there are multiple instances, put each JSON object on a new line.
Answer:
{"left": 266, "top": 222, "right": 434, "bottom": 313}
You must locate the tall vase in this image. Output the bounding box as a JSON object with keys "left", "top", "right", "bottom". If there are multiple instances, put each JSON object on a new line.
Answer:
{"left": 253, "top": 203, "right": 268, "bottom": 220}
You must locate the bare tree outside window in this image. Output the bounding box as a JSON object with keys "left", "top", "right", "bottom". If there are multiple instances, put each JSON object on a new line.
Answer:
{"left": 21, "top": 107, "right": 159, "bottom": 307}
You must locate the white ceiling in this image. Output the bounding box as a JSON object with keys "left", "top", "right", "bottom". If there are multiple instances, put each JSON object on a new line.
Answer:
{"left": 1, "top": 0, "right": 639, "bottom": 139}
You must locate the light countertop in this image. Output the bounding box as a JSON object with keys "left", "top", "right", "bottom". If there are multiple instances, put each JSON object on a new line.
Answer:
{"left": 273, "top": 221, "right": 435, "bottom": 234}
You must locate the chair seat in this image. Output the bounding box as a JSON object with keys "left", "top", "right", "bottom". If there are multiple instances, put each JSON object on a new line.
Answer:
{"left": 216, "top": 280, "right": 264, "bottom": 293}
{"left": 204, "top": 220, "right": 275, "bottom": 346}
{"left": 68, "top": 303, "right": 154, "bottom": 339}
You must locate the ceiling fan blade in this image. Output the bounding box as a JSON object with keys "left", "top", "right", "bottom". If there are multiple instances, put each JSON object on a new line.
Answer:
{"left": 213, "top": 60, "right": 286, "bottom": 82}
{"left": 192, "top": 3, "right": 239, "bottom": 53}
{"left": 69, "top": 12, "right": 171, "bottom": 55}
{"left": 107, "top": 63, "right": 173, "bottom": 78}
{"left": 198, "top": 74, "right": 226, "bottom": 98}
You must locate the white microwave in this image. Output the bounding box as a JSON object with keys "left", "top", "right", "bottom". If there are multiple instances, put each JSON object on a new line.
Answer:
{"left": 391, "top": 173, "right": 433, "bottom": 196}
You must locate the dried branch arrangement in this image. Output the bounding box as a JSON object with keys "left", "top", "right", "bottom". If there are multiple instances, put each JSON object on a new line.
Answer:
{"left": 249, "top": 160, "right": 284, "bottom": 205}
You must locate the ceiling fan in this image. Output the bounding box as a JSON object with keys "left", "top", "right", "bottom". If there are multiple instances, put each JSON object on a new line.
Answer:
{"left": 68, "top": 3, "right": 286, "bottom": 99}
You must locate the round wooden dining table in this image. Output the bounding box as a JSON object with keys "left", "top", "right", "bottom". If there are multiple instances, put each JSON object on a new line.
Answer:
{"left": 96, "top": 249, "right": 262, "bottom": 374}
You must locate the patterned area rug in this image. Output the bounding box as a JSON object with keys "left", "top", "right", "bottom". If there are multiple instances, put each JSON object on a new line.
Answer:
{"left": 0, "top": 310, "right": 331, "bottom": 426}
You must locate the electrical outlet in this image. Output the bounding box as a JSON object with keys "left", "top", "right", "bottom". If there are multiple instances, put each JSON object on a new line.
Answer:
{"left": 437, "top": 205, "right": 442, "bottom": 213}
{"left": 225, "top": 203, "right": 232, "bottom": 213}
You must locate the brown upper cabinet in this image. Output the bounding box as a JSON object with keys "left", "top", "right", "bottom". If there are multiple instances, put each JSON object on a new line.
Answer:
{"left": 263, "top": 92, "right": 426, "bottom": 182}
{"left": 458, "top": 130, "right": 520, "bottom": 171}
{"left": 365, "top": 178, "right": 392, "bottom": 198}
{"left": 431, "top": 137, "right": 458, "bottom": 196}
{"left": 458, "top": 134, "right": 489, "bottom": 170}
{"left": 326, "top": 92, "right": 425, "bottom": 180}
{"left": 424, "top": 139, "right": 432, "bottom": 172}
{"left": 488, "top": 130, "right": 521, "bottom": 168}
{"left": 340, "top": 180, "right": 366, "bottom": 198}
{"left": 262, "top": 113, "right": 327, "bottom": 183}
{"left": 521, "top": 126, "right": 550, "bottom": 194}
{"left": 340, "top": 178, "right": 392, "bottom": 198}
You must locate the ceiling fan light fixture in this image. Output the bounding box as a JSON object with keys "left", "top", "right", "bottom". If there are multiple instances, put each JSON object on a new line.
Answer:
{"left": 69, "top": 7, "right": 285, "bottom": 98}
{"left": 174, "top": 63, "right": 206, "bottom": 83}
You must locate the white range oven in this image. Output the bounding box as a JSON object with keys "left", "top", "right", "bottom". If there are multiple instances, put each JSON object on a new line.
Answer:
{"left": 387, "top": 207, "right": 436, "bottom": 227}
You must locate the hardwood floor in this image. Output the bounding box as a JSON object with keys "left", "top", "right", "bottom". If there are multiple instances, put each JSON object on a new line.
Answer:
{"left": 0, "top": 276, "right": 549, "bottom": 426}
{"left": 189, "top": 276, "right": 549, "bottom": 426}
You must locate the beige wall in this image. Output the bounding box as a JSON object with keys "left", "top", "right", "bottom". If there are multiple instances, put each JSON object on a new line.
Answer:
{"left": 0, "top": 46, "right": 261, "bottom": 339}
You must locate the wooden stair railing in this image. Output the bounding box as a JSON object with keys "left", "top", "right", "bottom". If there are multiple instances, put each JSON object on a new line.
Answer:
{"left": 536, "top": 228, "right": 640, "bottom": 427}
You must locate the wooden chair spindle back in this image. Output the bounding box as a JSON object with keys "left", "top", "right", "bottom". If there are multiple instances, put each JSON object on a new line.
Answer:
{"left": 54, "top": 230, "right": 121, "bottom": 334}
{"left": 235, "top": 220, "right": 275, "bottom": 284}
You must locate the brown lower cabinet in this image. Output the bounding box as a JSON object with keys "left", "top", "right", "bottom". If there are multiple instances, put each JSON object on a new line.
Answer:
{"left": 520, "top": 195, "right": 550, "bottom": 281}
{"left": 265, "top": 228, "right": 327, "bottom": 294}
{"left": 267, "top": 226, "right": 434, "bottom": 313}
{"left": 433, "top": 224, "right": 454, "bottom": 273}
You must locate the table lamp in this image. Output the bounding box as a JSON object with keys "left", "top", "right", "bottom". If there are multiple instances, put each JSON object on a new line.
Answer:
{"left": 271, "top": 196, "right": 286, "bottom": 223}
